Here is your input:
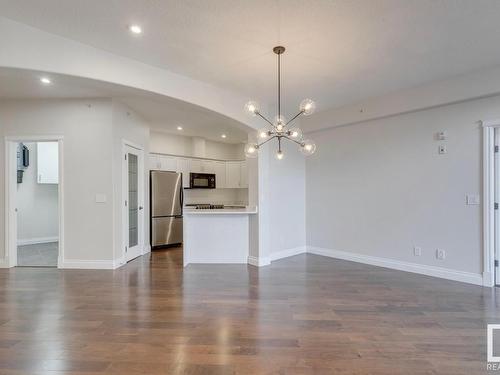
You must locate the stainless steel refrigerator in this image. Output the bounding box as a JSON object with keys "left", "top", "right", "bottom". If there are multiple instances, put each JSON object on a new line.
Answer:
{"left": 150, "top": 171, "right": 183, "bottom": 248}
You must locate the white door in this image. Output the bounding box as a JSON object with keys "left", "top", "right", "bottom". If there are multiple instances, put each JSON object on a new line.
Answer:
{"left": 495, "top": 128, "right": 500, "bottom": 285}
{"left": 124, "top": 145, "right": 144, "bottom": 262}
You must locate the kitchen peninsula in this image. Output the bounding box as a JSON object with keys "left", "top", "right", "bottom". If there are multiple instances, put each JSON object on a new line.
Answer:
{"left": 183, "top": 206, "right": 257, "bottom": 266}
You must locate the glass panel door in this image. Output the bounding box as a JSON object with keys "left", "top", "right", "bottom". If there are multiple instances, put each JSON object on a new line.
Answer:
{"left": 128, "top": 153, "right": 138, "bottom": 248}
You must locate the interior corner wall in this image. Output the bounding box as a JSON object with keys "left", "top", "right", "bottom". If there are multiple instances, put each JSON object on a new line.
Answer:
{"left": 111, "top": 100, "right": 150, "bottom": 263}
{"left": 305, "top": 95, "right": 500, "bottom": 276}
{"left": 0, "top": 98, "right": 115, "bottom": 263}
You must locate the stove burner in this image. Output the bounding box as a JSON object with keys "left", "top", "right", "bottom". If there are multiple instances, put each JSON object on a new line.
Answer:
{"left": 195, "top": 204, "right": 225, "bottom": 210}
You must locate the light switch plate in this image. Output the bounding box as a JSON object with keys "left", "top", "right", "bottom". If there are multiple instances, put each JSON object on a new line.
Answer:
{"left": 438, "top": 145, "right": 447, "bottom": 154}
{"left": 436, "top": 131, "right": 447, "bottom": 140}
{"left": 95, "top": 194, "right": 107, "bottom": 203}
{"left": 466, "top": 194, "right": 480, "bottom": 205}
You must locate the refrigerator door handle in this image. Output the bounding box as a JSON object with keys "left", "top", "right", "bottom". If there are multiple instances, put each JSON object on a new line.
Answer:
{"left": 180, "top": 185, "right": 184, "bottom": 213}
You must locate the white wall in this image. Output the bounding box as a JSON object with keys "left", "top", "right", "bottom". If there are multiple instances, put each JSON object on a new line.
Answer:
{"left": 150, "top": 131, "right": 193, "bottom": 156}
{"left": 16, "top": 142, "right": 59, "bottom": 243}
{"left": 267, "top": 141, "right": 306, "bottom": 256}
{"left": 0, "top": 98, "right": 114, "bottom": 263}
{"left": 150, "top": 131, "right": 244, "bottom": 160}
{"left": 305, "top": 95, "right": 500, "bottom": 276}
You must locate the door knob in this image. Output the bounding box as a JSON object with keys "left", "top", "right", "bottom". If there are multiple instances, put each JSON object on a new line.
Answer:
{"left": 139, "top": 206, "right": 144, "bottom": 210}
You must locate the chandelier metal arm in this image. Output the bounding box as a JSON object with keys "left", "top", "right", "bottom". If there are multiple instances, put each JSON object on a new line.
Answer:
{"left": 285, "top": 110, "right": 305, "bottom": 127}
{"left": 257, "top": 135, "right": 277, "bottom": 148}
{"left": 283, "top": 135, "right": 303, "bottom": 146}
{"left": 256, "top": 111, "right": 274, "bottom": 127}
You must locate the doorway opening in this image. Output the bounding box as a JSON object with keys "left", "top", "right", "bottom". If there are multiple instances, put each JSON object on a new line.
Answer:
{"left": 5, "top": 137, "right": 63, "bottom": 268}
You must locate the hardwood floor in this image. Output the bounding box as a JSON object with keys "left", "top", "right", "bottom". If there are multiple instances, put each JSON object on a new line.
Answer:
{"left": 0, "top": 247, "right": 498, "bottom": 374}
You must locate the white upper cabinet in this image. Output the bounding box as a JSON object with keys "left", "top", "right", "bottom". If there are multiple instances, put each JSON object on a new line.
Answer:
{"left": 189, "top": 159, "right": 203, "bottom": 173}
{"left": 148, "top": 155, "right": 160, "bottom": 170}
{"left": 37, "top": 142, "right": 59, "bottom": 184}
{"left": 176, "top": 158, "right": 190, "bottom": 188}
{"left": 201, "top": 160, "right": 216, "bottom": 174}
{"left": 148, "top": 154, "right": 248, "bottom": 189}
{"left": 239, "top": 161, "right": 248, "bottom": 188}
{"left": 225, "top": 161, "right": 241, "bottom": 188}
{"left": 159, "top": 155, "right": 177, "bottom": 171}
{"left": 213, "top": 161, "right": 226, "bottom": 189}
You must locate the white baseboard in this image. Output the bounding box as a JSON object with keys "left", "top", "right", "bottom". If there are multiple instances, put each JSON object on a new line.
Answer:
{"left": 307, "top": 246, "right": 484, "bottom": 286}
{"left": 0, "top": 258, "right": 10, "bottom": 268}
{"left": 483, "top": 271, "right": 494, "bottom": 287}
{"left": 247, "top": 255, "right": 271, "bottom": 267}
{"left": 270, "top": 246, "right": 307, "bottom": 262}
{"left": 113, "top": 256, "right": 126, "bottom": 269}
{"left": 60, "top": 259, "right": 116, "bottom": 270}
{"left": 18, "top": 237, "right": 58, "bottom": 246}
{"left": 143, "top": 245, "right": 151, "bottom": 254}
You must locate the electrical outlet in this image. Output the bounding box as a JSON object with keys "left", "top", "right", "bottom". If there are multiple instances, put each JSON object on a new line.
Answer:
{"left": 436, "top": 249, "right": 446, "bottom": 260}
{"left": 413, "top": 246, "right": 422, "bottom": 256}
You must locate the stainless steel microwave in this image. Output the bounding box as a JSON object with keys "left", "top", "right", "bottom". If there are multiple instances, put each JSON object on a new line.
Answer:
{"left": 189, "top": 173, "right": 216, "bottom": 189}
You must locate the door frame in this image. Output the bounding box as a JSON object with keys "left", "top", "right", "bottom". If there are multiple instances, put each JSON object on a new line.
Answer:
{"left": 4, "top": 135, "right": 64, "bottom": 268}
{"left": 482, "top": 120, "right": 500, "bottom": 286}
{"left": 122, "top": 139, "right": 145, "bottom": 263}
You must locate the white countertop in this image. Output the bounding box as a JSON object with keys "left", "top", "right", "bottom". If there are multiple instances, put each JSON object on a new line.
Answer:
{"left": 184, "top": 206, "right": 257, "bottom": 215}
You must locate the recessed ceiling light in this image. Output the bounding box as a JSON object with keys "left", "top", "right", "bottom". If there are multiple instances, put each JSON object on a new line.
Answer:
{"left": 177, "top": 126, "right": 183, "bottom": 131}
{"left": 40, "top": 77, "right": 51, "bottom": 85}
{"left": 221, "top": 134, "right": 227, "bottom": 138}
{"left": 129, "top": 24, "right": 142, "bottom": 34}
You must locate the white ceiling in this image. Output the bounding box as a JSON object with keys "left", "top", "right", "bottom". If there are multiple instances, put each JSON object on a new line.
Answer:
{"left": 2, "top": 0, "right": 500, "bottom": 118}
{"left": 0, "top": 68, "right": 250, "bottom": 143}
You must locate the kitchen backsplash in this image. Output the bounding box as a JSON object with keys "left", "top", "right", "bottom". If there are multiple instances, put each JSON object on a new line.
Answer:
{"left": 184, "top": 188, "right": 248, "bottom": 205}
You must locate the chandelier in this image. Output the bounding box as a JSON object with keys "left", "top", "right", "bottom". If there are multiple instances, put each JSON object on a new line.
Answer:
{"left": 243, "top": 46, "right": 316, "bottom": 160}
